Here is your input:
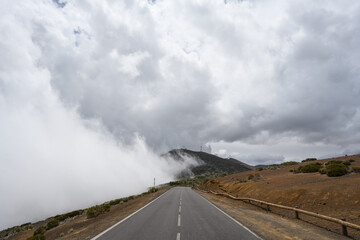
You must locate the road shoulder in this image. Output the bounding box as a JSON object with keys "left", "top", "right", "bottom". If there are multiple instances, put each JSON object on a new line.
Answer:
{"left": 196, "top": 190, "right": 349, "bottom": 240}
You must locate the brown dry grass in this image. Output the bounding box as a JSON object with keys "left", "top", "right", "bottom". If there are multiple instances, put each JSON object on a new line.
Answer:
{"left": 197, "top": 190, "right": 351, "bottom": 240}
{"left": 200, "top": 154, "right": 360, "bottom": 238}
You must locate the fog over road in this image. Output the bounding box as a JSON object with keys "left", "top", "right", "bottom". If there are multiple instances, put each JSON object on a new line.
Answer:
{"left": 92, "top": 187, "right": 262, "bottom": 240}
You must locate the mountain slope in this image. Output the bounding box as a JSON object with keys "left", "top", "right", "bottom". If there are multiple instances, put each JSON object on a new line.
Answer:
{"left": 166, "top": 149, "right": 253, "bottom": 178}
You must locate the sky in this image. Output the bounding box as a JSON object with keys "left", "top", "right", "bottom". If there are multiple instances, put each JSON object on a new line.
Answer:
{"left": 1, "top": 0, "right": 360, "bottom": 229}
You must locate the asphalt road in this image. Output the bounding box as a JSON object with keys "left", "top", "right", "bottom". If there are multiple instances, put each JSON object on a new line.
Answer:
{"left": 92, "top": 187, "right": 262, "bottom": 240}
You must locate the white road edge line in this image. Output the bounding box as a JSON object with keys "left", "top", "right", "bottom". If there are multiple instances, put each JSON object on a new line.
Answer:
{"left": 178, "top": 214, "right": 181, "bottom": 226}
{"left": 176, "top": 232, "right": 181, "bottom": 240}
{"left": 179, "top": 205, "right": 181, "bottom": 213}
{"left": 90, "top": 190, "right": 169, "bottom": 240}
{"left": 197, "top": 192, "right": 263, "bottom": 240}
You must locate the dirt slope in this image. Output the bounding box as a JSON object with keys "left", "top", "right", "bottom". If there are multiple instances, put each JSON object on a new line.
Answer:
{"left": 200, "top": 154, "right": 360, "bottom": 237}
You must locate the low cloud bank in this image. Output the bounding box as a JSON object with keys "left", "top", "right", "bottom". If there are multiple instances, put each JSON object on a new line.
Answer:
{"left": 0, "top": 6, "right": 194, "bottom": 228}
{"left": 0, "top": 87, "right": 194, "bottom": 229}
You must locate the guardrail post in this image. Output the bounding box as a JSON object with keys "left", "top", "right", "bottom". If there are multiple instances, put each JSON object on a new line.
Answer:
{"left": 266, "top": 204, "right": 270, "bottom": 212}
{"left": 342, "top": 218, "right": 348, "bottom": 236}
{"left": 295, "top": 210, "right": 299, "bottom": 219}
{"left": 294, "top": 206, "right": 299, "bottom": 219}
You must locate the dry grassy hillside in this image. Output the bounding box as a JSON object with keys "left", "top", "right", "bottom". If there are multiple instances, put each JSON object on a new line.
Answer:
{"left": 200, "top": 154, "right": 360, "bottom": 226}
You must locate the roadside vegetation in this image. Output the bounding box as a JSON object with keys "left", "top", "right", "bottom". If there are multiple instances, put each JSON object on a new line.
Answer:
{"left": 265, "top": 161, "right": 300, "bottom": 170}
{"left": 169, "top": 176, "right": 211, "bottom": 187}
{"left": 18, "top": 186, "right": 161, "bottom": 240}
{"left": 0, "top": 223, "right": 33, "bottom": 239}
{"left": 290, "top": 159, "right": 357, "bottom": 177}
{"left": 301, "top": 158, "right": 317, "bottom": 162}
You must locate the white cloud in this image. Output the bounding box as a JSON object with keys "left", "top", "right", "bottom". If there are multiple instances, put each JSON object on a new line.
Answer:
{"left": 1, "top": 0, "right": 360, "bottom": 229}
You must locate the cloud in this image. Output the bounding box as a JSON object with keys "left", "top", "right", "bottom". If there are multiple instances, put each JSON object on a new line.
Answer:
{"left": 14, "top": 0, "right": 360, "bottom": 152}
{"left": 0, "top": 0, "right": 197, "bottom": 229}
{"left": 1, "top": 0, "right": 360, "bottom": 229}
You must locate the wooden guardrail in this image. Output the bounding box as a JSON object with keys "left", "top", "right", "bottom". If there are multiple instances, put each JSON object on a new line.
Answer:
{"left": 197, "top": 189, "right": 360, "bottom": 237}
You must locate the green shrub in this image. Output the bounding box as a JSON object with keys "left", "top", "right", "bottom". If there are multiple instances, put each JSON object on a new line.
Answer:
{"left": 27, "top": 234, "right": 45, "bottom": 240}
{"left": 21, "top": 222, "right": 31, "bottom": 227}
{"left": 86, "top": 204, "right": 110, "bottom": 218}
{"left": 148, "top": 187, "right": 158, "bottom": 193}
{"left": 45, "top": 219, "right": 59, "bottom": 230}
{"left": 268, "top": 164, "right": 281, "bottom": 170}
{"left": 318, "top": 168, "right": 326, "bottom": 174}
{"left": 33, "top": 227, "right": 45, "bottom": 236}
{"left": 281, "top": 161, "right": 299, "bottom": 166}
{"left": 169, "top": 181, "right": 180, "bottom": 186}
{"left": 349, "top": 159, "right": 355, "bottom": 163}
{"left": 325, "top": 160, "right": 343, "bottom": 165}
{"left": 343, "top": 160, "right": 352, "bottom": 166}
{"left": 109, "top": 199, "right": 122, "bottom": 206}
{"left": 248, "top": 174, "right": 254, "bottom": 180}
{"left": 352, "top": 167, "right": 360, "bottom": 173}
{"left": 295, "top": 163, "right": 322, "bottom": 173}
{"left": 257, "top": 167, "right": 263, "bottom": 171}
{"left": 55, "top": 210, "right": 83, "bottom": 222}
{"left": 326, "top": 163, "right": 348, "bottom": 177}
{"left": 302, "top": 158, "right": 317, "bottom": 162}
{"left": 289, "top": 169, "right": 294, "bottom": 172}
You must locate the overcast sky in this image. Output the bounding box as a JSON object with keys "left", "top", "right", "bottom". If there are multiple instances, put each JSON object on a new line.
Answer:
{"left": 1, "top": 0, "right": 360, "bottom": 229}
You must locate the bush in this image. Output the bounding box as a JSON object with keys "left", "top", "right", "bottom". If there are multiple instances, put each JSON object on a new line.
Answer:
{"left": 326, "top": 163, "right": 348, "bottom": 177}
{"left": 281, "top": 161, "right": 299, "bottom": 166}
{"left": 27, "top": 234, "right": 45, "bottom": 240}
{"left": 302, "top": 158, "right": 317, "bottom": 162}
{"left": 326, "top": 160, "right": 343, "bottom": 165}
{"left": 86, "top": 204, "right": 110, "bottom": 218}
{"left": 349, "top": 159, "right": 355, "bottom": 163}
{"left": 257, "top": 167, "right": 263, "bottom": 171}
{"left": 295, "top": 163, "right": 322, "bottom": 173}
{"left": 247, "top": 174, "right": 254, "bottom": 180}
{"left": 109, "top": 199, "right": 122, "bottom": 206}
{"left": 343, "top": 160, "right": 352, "bottom": 166}
{"left": 21, "top": 222, "right": 31, "bottom": 227}
{"left": 268, "top": 164, "right": 281, "bottom": 170}
{"left": 33, "top": 227, "right": 45, "bottom": 236}
{"left": 148, "top": 187, "right": 158, "bottom": 193}
{"left": 318, "top": 168, "right": 327, "bottom": 174}
{"left": 55, "top": 210, "right": 83, "bottom": 222}
{"left": 352, "top": 167, "right": 360, "bottom": 173}
{"left": 45, "top": 219, "right": 59, "bottom": 230}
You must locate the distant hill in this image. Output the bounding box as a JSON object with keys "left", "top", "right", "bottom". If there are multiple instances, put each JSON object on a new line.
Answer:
{"left": 164, "top": 149, "right": 254, "bottom": 178}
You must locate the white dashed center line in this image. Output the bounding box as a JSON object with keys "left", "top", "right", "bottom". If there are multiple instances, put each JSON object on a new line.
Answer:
{"left": 177, "top": 191, "right": 182, "bottom": 240}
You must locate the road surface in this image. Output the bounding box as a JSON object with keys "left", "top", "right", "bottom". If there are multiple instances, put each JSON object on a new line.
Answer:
{"left": 92, "top": 187, "right": 262, "bottom": 240}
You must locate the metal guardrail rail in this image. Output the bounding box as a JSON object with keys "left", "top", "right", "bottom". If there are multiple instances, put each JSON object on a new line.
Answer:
{"left": 197, "top": 189, "right": 360, "bottom": 236}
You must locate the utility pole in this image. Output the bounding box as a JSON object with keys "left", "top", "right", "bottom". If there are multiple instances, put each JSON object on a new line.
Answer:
{"left": 153, "top": 177, "right": 156, "bottom": 197}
